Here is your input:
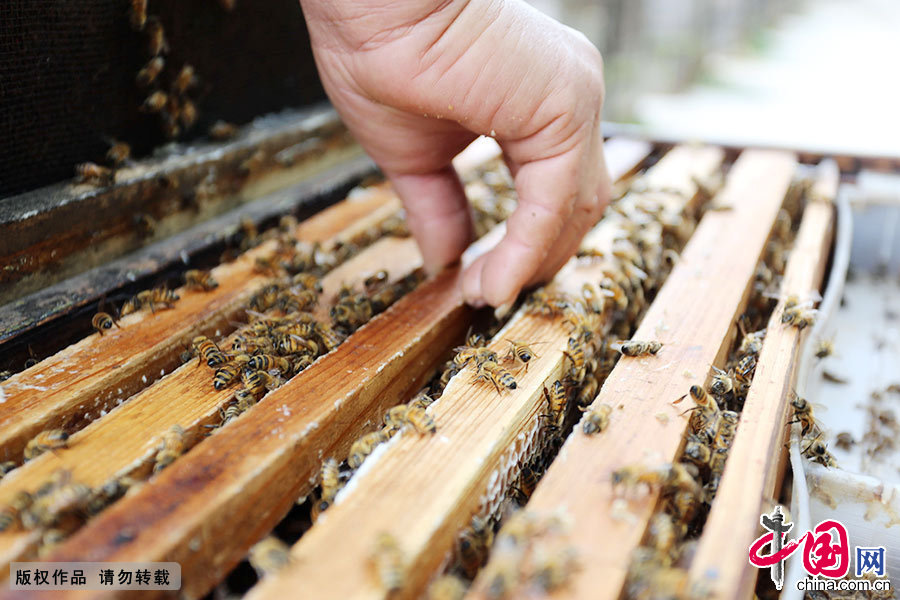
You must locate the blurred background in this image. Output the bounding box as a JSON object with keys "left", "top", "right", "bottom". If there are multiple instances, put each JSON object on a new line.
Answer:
{"left": 533, "top": 0, "right": 900, "bottom": 157}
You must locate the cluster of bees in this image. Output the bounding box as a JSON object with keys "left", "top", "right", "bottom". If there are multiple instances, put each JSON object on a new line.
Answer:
{"left": 130, "top": 0, "right": 201, "bottom": 140}
{"left": 91, "top": 269, "right": 216, "bottom": 335}
{"left": 0, "top": 428, "right": 139, "bottom": 556}
{"left": 612, "top": 189, "right": 830, "bottom": 598}
{"left": 461, "top": 160, "right": 518, "bottom": 239}
{"left": 419, "top": 166, "right": 719, "bottom": 597}
{"left": 469, "top": 511, "right": 578, "bottom": 599}
{"left": 73, "top": 0, "right": 243, "bottom": 188}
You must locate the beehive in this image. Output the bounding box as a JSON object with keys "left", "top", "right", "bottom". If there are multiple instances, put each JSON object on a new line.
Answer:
{"left": 0, "top": 134, "right": 857, "bottom": 600}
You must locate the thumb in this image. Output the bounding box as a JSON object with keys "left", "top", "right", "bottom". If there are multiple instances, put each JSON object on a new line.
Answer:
{"left": 388, "top": 166, "right": 474, "bottom": 275}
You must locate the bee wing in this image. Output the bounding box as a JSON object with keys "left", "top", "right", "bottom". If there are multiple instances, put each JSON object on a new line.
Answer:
{"left": 244, "top": 309, "right": 268, "bottom": 321}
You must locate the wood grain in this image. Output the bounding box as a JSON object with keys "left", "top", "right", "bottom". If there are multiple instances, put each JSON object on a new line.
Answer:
{"left": 465, "top": 150, "right": 799, "bottom": 600}
{"left": 0, "top": 187, "right": 400, "bottom": 463}
{"left": 4, "top": 140, "right": 654, "bottom": 600}
{"left": 0, "top": 235, "right": 422, "bottom": 576}
{"left": 687, "top": 164, "right": 837, "bottom": 599}
{"left": 245, "top": 145, "right": 724, "bottom": 600}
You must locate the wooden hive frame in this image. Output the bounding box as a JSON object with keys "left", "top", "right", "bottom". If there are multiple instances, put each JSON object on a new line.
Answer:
{"left": 0, "top": 136, "right": 841, "bottom": 600}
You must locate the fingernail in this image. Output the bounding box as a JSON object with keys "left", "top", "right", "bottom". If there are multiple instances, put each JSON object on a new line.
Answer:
{"left": 493, "top": 302, "right": 513, "bottom": 320}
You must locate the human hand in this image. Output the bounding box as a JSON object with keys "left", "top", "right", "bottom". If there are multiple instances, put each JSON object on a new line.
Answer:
{"left": 299, "top": 0, "right": 611, "bottom": 308}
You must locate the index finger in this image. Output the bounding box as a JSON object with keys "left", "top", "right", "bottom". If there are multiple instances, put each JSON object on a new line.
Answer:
{"left": 462, "top": 148, "right": 582, "bottom": 307}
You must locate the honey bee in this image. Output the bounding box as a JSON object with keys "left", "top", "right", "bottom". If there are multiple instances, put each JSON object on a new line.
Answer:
{"left": 129, "top": 0, "right": 147, "bottom": 30}
{"left": 184, "top": 269, "right": 218, "bottom": 291}
{"left": 0, "top": 461, "right": 16, "bottom": 478}
{"left": 715, "top": 410, "right": 739, "bottom": 449}
{"left": 249, "top": 536, "right": 291, "bottom": 577}
{"left": 474, "top": 360, "right": 517, "bottom": 393}
{"left": 363, "top": 269, "right": 389, "bottom": 293}
{"left": 565, "top": 336, "right": 589, "bottom": 379}
{"left": 682, "top": 385, "right": 719, "bottom": 441}
{"left": 92, "top": 312, "right": 118, "bottom": 334}
{"left": 136, "top": 56, "right": 164, "bottom": 86}
{"left": 153, "top": 425, "right": 185, "bottom": 473}
{"left": 209, "top": 120, "right": 238, "bottom": 140}
{"left": 789, "top": 392, "right": 820, "bottom": 437}
{"left": 612, "top": 463, "right": 699, "bottom": 496}
{"left": 668, "top": 490, "right": 699, "bottom": 525}
{"left": 276, "top": 334, "right": 316, "bottom": 356}
{"left": 779, "top": 294, "right": 818, "bottom": 330}
{"left": 140, "top": 287, "right": 178, "bottom": 311}
{"left": 408, "top": 390, "right": 435, "bottom": 410}
{"left": 179, "top": 100, "right": 198, "bottom": 129}
{"left": 106, "top": 141, "right": 131, "bottom": 167}
{"left": 213, "top": 363, "right": 242, "bottom": 390}
{"left": 292, "top": 273, "right": 322, "bottom": 293}
{"left": 802, "top": 433, "right": 837, "bottom": 468}
{"left": 405, "top": 404, "right": 436, "bottom": 435}
{"left": 241, "top": 369, "right": 281, "bottom": 397}
{"left": 320, "top": 458, "right": 342, "bottom": 504}
{"left": 24, "top": 429, "right": 70, "bottom": 461}
{"left": 511, "top": 460, "right": 540, "bottom": 504}
{"left": 348, "top": 430, "right": 388, "bottom": 469}
{"left": 734, "top": 354, "right": 756, "bottom": 384}
{"left": 543, "top": 380, "right": 568, "bottom": 429}
{"left": 145, "top": 17, "right": 169, "bottom": 56}
{"left": 709, "top": 366, "right": 736, "bottom": 397}
{"left": 453, "top": 345, "right": 497, "bottom": 369}
{"left": 427, "top": 574, "right": 468, "bottom": 600}
{"left": 582, "top": 403, "right": 612, "bottom": 435}
{"left": 457, "top": 515, "right": 494, "bottom": 578}
{"left": 193, "top": 336, "right": 227, "bottom": 368}
{"left": 615, "top": 340, "right": 663, "bottom": 357}
{"left": 581, "top": 283, "right": 606, "bottom": 314}
{"left": 371, "top": 532, "right": 404, "bottom": 591}
{"left": 219, "top": 390, "right": 256, "bottom": 424}
{"left": 316, "top": 322, "right": 344, "bottom": 353}
{"left": 682, "top": 434, "right": 711, "bottom": 467}
{"left": 141, "top": 90, "right": 168, "bottom": 113}
{"left": 525, "top": 289, "right": 570, "bottom": 316}
{"left": 247, "top": 355, "right": 290, "bottom": 374}
{"left": 575, "top": 377, "right": 599, "bottom": 409}
{"left": 24, "top": 482, "right": 92, "bottom": 528}
{"left": 38, "top": 529, "right": 67, "bottom": 556}
{"left": 834, "top": 432, "right": 855, "bottom": 451}
{"left": 76, "top": 162, "right": 114, "bottom": 186}
{"left": 814, "top": 339, "right": 835, "bottom": 359}
{"left": 531, "top": 546, "right": 579, "bottom": 592}
{"left": 172, "top": 65, "right": 197, "bottom": 95}
{"left": 782, "top": 305, "right": 818, "bottom": 330}
{"left": 161, "top": 112, "right": 181, "bottom": 139}
{"left": 0, "top": 491, "right": 33, "bottom": 531}
{"left": 737, "top": 325, "right": 766, "bottom": 356}
{"left": 481, "top": 540, "right": 522, "bottom": 600}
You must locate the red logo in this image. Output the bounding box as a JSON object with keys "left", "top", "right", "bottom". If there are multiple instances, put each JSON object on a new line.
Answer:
{"left": 749, "top": 509, "right": 850, "bottom": 589}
